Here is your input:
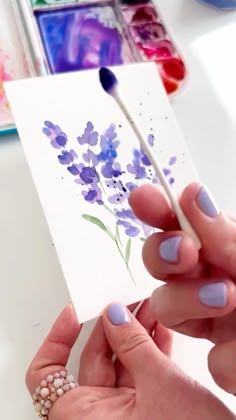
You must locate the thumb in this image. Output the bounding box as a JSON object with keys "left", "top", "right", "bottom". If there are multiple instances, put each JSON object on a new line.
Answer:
{"left": 102, "top": 302, "right": 167, "bottom": 387}
{"left": 208, "top": 338, "right": 236, "bottom": 395}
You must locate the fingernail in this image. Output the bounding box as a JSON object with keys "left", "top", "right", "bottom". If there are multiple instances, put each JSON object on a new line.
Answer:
{"left": 198, "top": 282, "right": 227, "bottom": 307}
{"left": 159, "top": 236, "right": 182, "bottom": 263}
{"left": 108, "top": 303, "right": 131, "bottom": 325}
{"left": 196, "top": 186, "right": 220, "bottom": 218}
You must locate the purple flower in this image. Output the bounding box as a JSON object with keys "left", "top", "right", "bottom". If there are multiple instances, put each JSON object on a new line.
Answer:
{"left": 77, "top": 121, "right": 98, "bottom": 146}
{"left": 80, "top": 167, "right": 99, "bottom": 184}
{"left": 82, "top": 182, "right": 103, "bottom": 204}
{"left": 67, "top": 164, "right": 80, "bottom": 175}
{"left": 98, "top": 125, "right": 120, "bottom": 162}
{"left": 117, "top": 220, "right": 140, "bottom": 237}
{"left": 43, "top": 121, "right": 68, "bottom": 149}
{"left": 101, "top": 162, "right": 123, "bottom": 179}
{"left": 58, "top": 150, "right": 77, "bottom": 165}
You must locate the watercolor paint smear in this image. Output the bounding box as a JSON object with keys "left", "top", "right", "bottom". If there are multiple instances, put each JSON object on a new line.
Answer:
{"left": 0, "top": 1, "right": 30, "bottom": 130}
{"left": 36, "top": 6, "right": 134, "bottom": 73}
{"left": 122, "top": 4, "right": 158, "bottom": 25}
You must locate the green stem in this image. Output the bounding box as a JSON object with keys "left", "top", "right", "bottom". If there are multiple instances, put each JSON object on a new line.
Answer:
{"left": 115, "top": 237, "right": 136, "bottom": 285}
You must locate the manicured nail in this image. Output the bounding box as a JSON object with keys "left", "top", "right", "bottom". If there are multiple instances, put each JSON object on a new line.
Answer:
{"left": 108, "top": 303, "right": 131, "bottom": 325}
{"left": 159, "top": 236, "right": 182, "bottom": 263}
{"left": 198, "top": 282, "right": 227, "bottom": 307}
{"left": 196, "top": 186, "right": 220, "bottom": 218}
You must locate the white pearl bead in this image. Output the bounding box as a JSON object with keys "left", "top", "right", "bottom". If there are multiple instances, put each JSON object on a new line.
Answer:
{"left": 45, "top": 400, "right": 52, "bottom": 409}
{"left": 57, "top": 389, "right": 64, "bottom": 397}
{"left": 51, "top": 387, "right": 55, "bottom": 393}
{"left": 40, "top": 380, "right": 47, "bottom": 387}
{"left": 35, "top": 387, "right": 41, "bottom": 394}
{"left": 66, "top": 375, "right": 75, "bottom": 384}
{"left": 54, "top": 372, "right": 60, "bottom": 378}
{"left": 54, "top": 378, "right": 63, "bottom": 388}
{"left": 41, "top": 407, "right": 49, "bottom": 416}
{"left": 40, "top": 388, "right": 50, "bottom": 399}
{"left": 70, "top": 383, "right": 76, "bottom": 389}
{"left": 63, "top": 384, "right": 70, "bottom": 391}
{"left": 34, "top": 403, "right": 42, "bottom": 413}
{"left": 33, "top": 393, "right": 38, "bottom": 401}
{"left": 47, "top": 375, "right": 54, "bottom": 383}
{"left": 60, "top": 371, "right": 66, "bottom": 378}
{"left": 50, "top": 394, "right": 57, "bottom": 402}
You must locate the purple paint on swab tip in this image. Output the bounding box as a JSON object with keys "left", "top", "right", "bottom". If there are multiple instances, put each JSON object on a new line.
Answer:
{"left": 99, "top": 67, "right": 118, "bottom": 93}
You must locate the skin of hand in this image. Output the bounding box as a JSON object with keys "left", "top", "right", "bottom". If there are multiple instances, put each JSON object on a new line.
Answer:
{"left": 129, "top": 182, "right": 236, "bottom": 396}
{"left": 26, "top": 301, "right": 235, "bottom": 420}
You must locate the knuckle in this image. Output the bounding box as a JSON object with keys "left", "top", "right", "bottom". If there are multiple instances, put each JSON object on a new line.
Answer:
{"left": 118, "top": 330, "right": 151, "bottom": 356}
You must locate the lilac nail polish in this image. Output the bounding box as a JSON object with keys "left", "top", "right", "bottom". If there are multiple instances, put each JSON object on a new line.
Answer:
{"left": 198, "top": 282, "right": 227, "bottom": 307}
{"left": 159, "top": 236, "right": 181, "bottom": 263}
{"left": 196, "top": 186, "right": 220, "bottom": 218}
{"left": 108, "top": 303, "right": 131, "bottom": 325}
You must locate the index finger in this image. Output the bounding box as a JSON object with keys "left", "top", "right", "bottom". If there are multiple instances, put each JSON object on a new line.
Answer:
{"left": 26, "top": 304, "right": 81, "bottom": 395}
{"left": 129, "top": 184, "right": 178, "bottom": 231}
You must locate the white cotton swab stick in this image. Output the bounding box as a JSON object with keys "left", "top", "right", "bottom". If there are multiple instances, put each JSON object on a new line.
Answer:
{"left": 99, "top": 67, "right": 201, "bottom": 249}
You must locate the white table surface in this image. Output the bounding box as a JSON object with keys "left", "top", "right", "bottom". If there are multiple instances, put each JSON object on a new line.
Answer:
{"left": 1, "top": 1, "right": 236, "bottom": 418}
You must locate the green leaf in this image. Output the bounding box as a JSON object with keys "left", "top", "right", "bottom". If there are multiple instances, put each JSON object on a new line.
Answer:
{"left": 125, "top": 238, "right": 131, "bottom": 266}
{"left": 82, "top": 214, "right": 114, "bottom": 240}
{"left": 115, "top": 224, "right": 122, "bottom": 246}
{"left": 82, "top": 214, "right": 107, "bottom": 230}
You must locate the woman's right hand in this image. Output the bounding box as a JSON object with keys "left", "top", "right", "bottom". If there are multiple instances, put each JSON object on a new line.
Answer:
{"left": 130, "top": 182, "right": 236, "bottom": 396}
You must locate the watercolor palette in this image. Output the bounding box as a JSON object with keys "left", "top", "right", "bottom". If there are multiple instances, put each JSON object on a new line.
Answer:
{"left": 1, "top": 0, "right": 187, "bottom": 135}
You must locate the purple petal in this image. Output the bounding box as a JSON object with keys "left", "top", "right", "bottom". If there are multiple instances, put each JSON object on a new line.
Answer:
{"left": 67, "top": 164, "right": 80, "bottom": 175}
{"left": 44, "top": 121, "right": 55, "bottom": 129}
{"left": 148, "top": 134, "right": 155, "bottom": 146}
{"left": 125, "top": 226, "right": 140, "bottom": 237}
{"left": 126, "top": 182, "right": 137, "bottom": 192}
{"left": 169, "top": 156, "right": 177, "bottom": 166}
{"left": 163, "top": 168, "right": 171, "bottom": 176}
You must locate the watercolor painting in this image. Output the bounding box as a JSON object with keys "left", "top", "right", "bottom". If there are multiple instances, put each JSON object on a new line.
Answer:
{"left": 42, "top": 119, "right": 177, "bottom": 284}
{"left": 5, "top": 63, "right": 198, "bottom": 322}
{"left": 36, "top": 6, "right": 134, "bottom": 73}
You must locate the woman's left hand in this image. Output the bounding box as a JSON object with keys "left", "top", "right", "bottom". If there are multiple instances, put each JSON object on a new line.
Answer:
{"left": 26, "top": 301, "right": 235, "bottom": 420}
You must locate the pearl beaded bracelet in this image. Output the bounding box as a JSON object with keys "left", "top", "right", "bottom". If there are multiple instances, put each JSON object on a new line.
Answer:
{"left": 32, "top": 370, "right": 77, "bottom": 419}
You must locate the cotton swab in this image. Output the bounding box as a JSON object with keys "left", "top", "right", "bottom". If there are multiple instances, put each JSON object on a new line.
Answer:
{"left": 99, "top": 67, "right": 201, "bottom": 249}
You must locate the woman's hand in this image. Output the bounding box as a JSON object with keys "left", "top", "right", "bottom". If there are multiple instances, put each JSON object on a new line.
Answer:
{"left": 129, "top": 182, "right": 236, "bottom": 395}
{"left": 26, "top": 301, "right": 234, "bottom": 419}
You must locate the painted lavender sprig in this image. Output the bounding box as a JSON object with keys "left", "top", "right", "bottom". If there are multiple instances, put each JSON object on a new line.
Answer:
{"left": 42, "top": 120, "right": 176, "bottom": 284}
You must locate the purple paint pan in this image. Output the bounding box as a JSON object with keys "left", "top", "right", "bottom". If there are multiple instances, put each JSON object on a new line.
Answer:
{"left": 35, "top": 5, "right": 136, "bottom": 73}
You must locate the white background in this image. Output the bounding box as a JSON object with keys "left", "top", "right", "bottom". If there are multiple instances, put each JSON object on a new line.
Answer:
{"left": 0, "top": 0, "right": 236, "bottom": 418}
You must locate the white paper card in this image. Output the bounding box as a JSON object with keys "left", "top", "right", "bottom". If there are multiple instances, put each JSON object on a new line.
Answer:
{"left": 6, "top": 63, "right": 198, "bottom": 322}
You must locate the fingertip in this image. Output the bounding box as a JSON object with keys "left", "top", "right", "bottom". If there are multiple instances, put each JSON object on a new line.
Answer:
{"left": 129, "top": 184, "right": 177, "bottom": 230}
{"left": 142, "top": 231, "right": 199, "bottom": 279}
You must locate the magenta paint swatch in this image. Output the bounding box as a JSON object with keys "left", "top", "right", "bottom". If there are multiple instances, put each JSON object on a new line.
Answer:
{"left": 121, "top": 2, "right": 187, "bottom": 94}
{"left": 36, "top": 6, "right": 134, "bottom": 73}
